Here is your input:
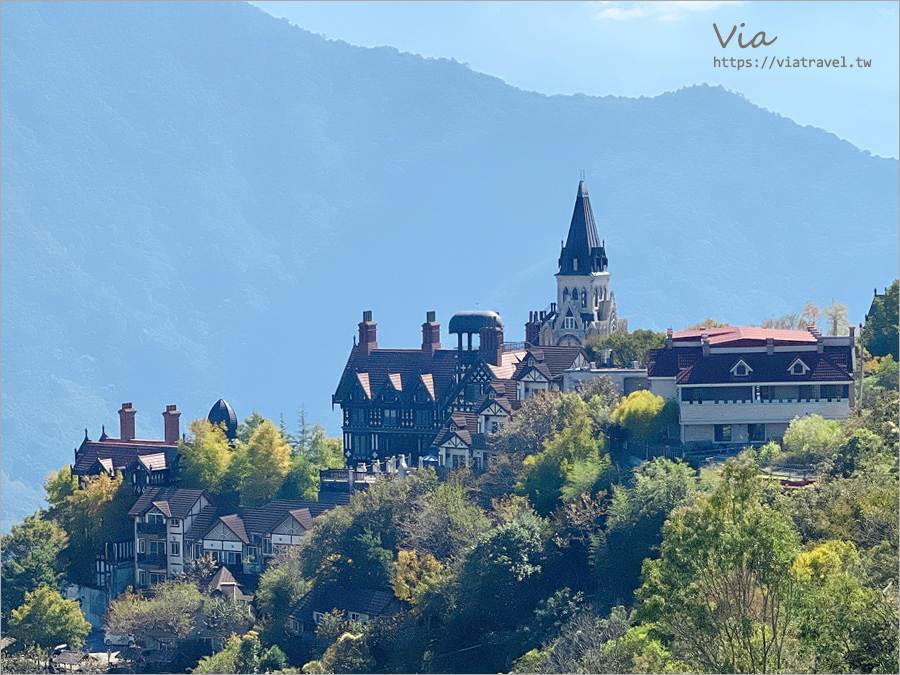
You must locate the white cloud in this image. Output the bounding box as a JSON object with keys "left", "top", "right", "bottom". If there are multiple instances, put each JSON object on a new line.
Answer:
{"left": 592, "top": 1, "right": 742, "bottom": 22}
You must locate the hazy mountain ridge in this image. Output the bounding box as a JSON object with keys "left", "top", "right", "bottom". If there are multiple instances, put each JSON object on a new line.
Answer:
{"left": 2, "top": 1, "right": 897, "bottom": 528}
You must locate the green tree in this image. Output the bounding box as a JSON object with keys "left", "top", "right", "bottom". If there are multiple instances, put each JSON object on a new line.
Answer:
{"left": 782, "top": 414, "right": 844, "bottom": 462}
{"left": 46, "top": 472, "right": 136, "bottom": 586}
{"left": 7, "top": 587, "right": 91, "bottom": 660}
{"left": 1, "top": 513, "right": 68, "bottom": 621}
{"left": 179, "top": 418, "right": 233, "bottom": 493}
{"left": 194, "top": 631, "right": 288, "bottom": 674}
{"left": 791, "top": 539, "right": 899, "bottom": 673}
{"left": 255, "top": 547, "right": 312, "bottom": 649}
{"left": 517, "top": 394, "right": 609, "bottom": 516}
{"left": 315, "top": 631, "right": 375, "bottom": 674}
{"left": 105, "top": 581, "right": 204, "bottom": 644}
{"left": 610, "top": 389, "right": 668, "bottom": 445}
{"left": 392, "top": 550, "right": 446, "bottom": 607}
{"left": 241, "top": 419, "right": 292, "bottom": 507}
{"left": 637, "top": 456, "right": 802, "bottom": 673}
{"left": 584, "top": 329, "right": 666, "bottom": 368}
{"left": 861, "top": 279, "right": 899, "bottom": 359}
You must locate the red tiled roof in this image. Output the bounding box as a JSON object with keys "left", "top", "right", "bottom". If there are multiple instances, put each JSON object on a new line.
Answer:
{"left": 671, "top": 326, "right": 818, "bottom": 345}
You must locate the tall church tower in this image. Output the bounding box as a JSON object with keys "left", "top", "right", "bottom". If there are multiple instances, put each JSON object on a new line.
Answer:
{"left": 526, "top": 180, "right": 624, "bottom": 347}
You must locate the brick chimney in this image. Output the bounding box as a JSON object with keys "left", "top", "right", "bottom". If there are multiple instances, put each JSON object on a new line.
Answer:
{"left": 421, "top": 311, "right": 441, "bottom": 355}
{"left": 666, "top": 328, "right": 674, "bottom": 348}
{"left": 479, "top": 325, "right": 504, "bottom": 367}
{"left": 766, "top": 337, "right": 775, "bottom": 355}
{"left": 118, "top": 402, "right": 136, "bottom": 441}
{"left": 525, "top": 311, "right": 541, "bottom": 346}
{"left": 163, "top": 405, "right": 181, "bottom": 444}
{"left": 358, "top": 310, "right": 378, "bottom": 355}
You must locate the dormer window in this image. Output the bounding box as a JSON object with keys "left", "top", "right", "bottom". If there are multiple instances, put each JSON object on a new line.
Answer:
{"left": 730, "top": 359, "right": 753, "bottom": 377}
{"left": 789, "top": 358, "right": 810, "bottom": 375}
{"left": 564, "top": 317, "right": 576, "bottom": 329}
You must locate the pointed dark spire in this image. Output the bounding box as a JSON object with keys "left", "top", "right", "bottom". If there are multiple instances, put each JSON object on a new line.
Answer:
{"left": 99, "top": 425, "right": 109, "bottom": 441}
{"left": 558, "top": 180, "right": 608, "bottom": 275}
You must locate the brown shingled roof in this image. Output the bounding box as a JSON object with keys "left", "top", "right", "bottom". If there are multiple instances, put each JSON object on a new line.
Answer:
{"left": 128, "top": 487, "right": 207, "bottom": 519}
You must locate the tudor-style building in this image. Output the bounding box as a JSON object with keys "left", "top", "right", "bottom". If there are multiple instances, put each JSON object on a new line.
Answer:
{"left": 526, "top": 180, "right": 625, "bottom": 347}
{"left": 647, "top": 325, "right": 856, "bottom": 447}
{"left": 71, "top": 402, "right": 181, "bottom": 492}
{"left": 333, "top": 310, "right": 588, "bottom": 469}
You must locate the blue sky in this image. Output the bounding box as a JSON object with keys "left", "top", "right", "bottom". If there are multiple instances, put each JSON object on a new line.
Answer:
{"left": 251, "top": 1, "right": 899, "bottom": 159}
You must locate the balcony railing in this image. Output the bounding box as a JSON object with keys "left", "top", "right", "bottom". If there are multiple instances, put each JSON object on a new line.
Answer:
{"left": 137, "top": 553, "right": 167, "bottom": 568}
{"left": 137, "top": 522, "right": 166, "bottom": 536}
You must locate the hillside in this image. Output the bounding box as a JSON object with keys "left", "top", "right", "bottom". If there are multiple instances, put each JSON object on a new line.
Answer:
{"left": 2, "top": 1, "right": 897, "bottom": 527}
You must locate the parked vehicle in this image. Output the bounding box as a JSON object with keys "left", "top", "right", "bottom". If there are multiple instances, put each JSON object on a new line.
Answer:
{"left": 104, "top": 633, "right": 135, "bottom": 647}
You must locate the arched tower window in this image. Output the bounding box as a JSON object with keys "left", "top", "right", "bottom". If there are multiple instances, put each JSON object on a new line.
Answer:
{"left": 581, "top": 288, "right": 587, "bottom": 307}
{"left": 563, "top": 288, "right": 569, "bottom": 302}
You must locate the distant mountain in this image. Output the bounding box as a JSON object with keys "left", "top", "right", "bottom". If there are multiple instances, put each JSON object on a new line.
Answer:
{"left": 2, "top": 1, "right": 897, "bottom": 529}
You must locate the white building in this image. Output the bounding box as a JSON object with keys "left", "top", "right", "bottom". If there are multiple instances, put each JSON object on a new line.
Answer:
{"left": 647, "top": 326, "right": 856, "bottom": 447}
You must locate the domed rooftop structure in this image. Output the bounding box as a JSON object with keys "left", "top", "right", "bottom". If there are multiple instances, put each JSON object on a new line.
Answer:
{"left": 208, "top": 398, "right": 238, "bottom": 441}
{"left": 448, "top": 310, "right": 504, "bottom": 334}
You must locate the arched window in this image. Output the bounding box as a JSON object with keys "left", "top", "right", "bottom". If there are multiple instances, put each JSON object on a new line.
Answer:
{"left": 563, "top": 287, "right": 569, "bottom": 302}
{"left": 594, "top": 289, "right": 599, "bottom": 306}
{"left": 582, "top": 288, "right": 587, "bottom": 307}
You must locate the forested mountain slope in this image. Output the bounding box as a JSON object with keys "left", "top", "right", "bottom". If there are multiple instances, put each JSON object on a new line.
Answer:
{"left": 2, "top": 1, "right": 897, "bottom": 526}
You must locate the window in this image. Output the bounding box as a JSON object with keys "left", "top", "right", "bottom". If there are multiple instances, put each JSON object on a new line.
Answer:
{"left": 821, "top": 384, "right": 846, "bottom": 399}
{"left": 383, "top": 409, "right": 399, "bottom": 427}
{"left": 139, "top": 570, "right": 147, "bottom": 586}
{"left": 573, "top": 258, "right": 578, "bottom": 271}
{"left": 170, "top": 542, "right": 180, "bottom": 556}
{"left": 465, "top": 383, "right": 482, "bottom": 402}
{"left": 139, "top": 539, "right": 146, "bottom": 553}
{"left": 748, "top": 424, "right": 765, "bottom": 442}
{"left": 564, "top": 317, "right": 575, "bottom": 329}
{"left": 563, "top": 287, "right": 569, "bottom": 301}
{"left": 262, "top": 538, "right": 273, "bottom": 555}
{"left": 289, "top": 619, "right": 300, "bottom": 634}
{"left": 150, "top": 540, "right": 166, "bottom": 556}
{"left": 491, "top": 421, "right": 499, "bottom": 434}
{"left": 581, "top": 288, "right": 587, "bottom": 307}
{"left": 313, "top": 612, "right": 326, "bottom": 625}
{"left": 193, "top": 544, "right": 203, "bottom": 559}
{"left": 150, "top": 573, "right": 166, "bottom": 585}
{"left": 169, "top": 519, "right": 180, "bottom": 528}
{"left": 793, "top": 363, "right": 804, "bottom": 374}
{"left": 351, "top": 408, "right": 367, "bottom": 425}
{"left": 147, "top": 512, "right": 165, "bottom": 525}
{"left": 714, "top": 425, "right": 733, "bottom": 442}
{"left": 414, "top": 409, "right": 431, "bottom": 427}
{"left": 735, "top": 364, "right": 747, "bottom": 376}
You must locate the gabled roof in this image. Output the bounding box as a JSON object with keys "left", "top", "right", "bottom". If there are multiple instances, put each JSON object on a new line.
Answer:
{"left": 333, "top": 347, "right": 459, "bottom": 406}
{"left": 185, "top": 505, "right": 219, "bottom": 542}
{"left": 208, "top": 565, "right": 253, "bottom": 602}
{"left": 241, "top": 500, "right": 336, "bottom": 538}
{"left": 289, "top": 586, "right": 402, "bottom": 620}
{"left": 137, "top": 453, "right": 168, "bottom": 472}
{"left": 72, "top": 438, "right": 177, "bottom": 476}
{"left": 128, "top": 487, "right": 207, "bottom": 519}
{"left": 676, "top": 351, "right": 852, "bottom": 385}
{"left": 218, "top": 514, "right": 249, "bottom": 543}
{"left": 513, "top": 345, "right": 586, "bottom": 381}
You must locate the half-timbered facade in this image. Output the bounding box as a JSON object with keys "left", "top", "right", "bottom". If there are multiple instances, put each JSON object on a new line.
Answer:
{"left": 334, "top": 310, "right": 588, "bottom": 469}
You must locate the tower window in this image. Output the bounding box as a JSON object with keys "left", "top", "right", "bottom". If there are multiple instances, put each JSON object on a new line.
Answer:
{"left": 563, "top": 288, "right": 569, "bottom": 302}
{"left": 564, "top": 317, "right": 576, "bottom": 329}
{"left": 582, "top": 288, "right": 587, "bottom": 307}
{"left": 573, "top": 258, "right": 578, "bottom": 271}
